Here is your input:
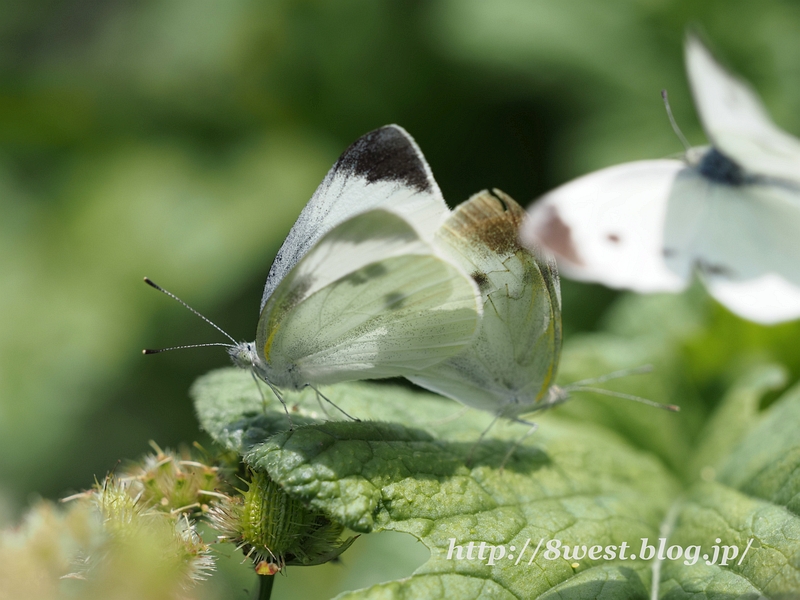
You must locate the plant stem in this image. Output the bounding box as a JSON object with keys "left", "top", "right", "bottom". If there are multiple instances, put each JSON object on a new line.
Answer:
{"left": 257, "top": 574, "right": 275, "bottom": 600}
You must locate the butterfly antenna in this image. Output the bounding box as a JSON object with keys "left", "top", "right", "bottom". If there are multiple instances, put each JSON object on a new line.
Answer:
{"left": 570, "top": 386, "right": 679, "bottom": 412}
{"left": 564, "top": 364, "right": 652, "bottom": 389}
{"left": 143, "top": 342, "right": 233, "bottom": 355}
{"left": 143, "top": 277, "right": 237, "bottom": 345}
{"left": 661, "top": 89, "right": 692, "bottom": 152}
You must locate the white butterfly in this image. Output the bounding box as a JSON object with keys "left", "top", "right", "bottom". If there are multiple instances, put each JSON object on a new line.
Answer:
{"left": 406, "top": 191, "right": 675, "bottom": 450}
{"left": 148, "top": 126, "right": 482, "bottom": 396}
{"left": 408, "top": 189, "right": 565, "bottom": 419}
{"left": 522, "top": 34, "right": 800, "bottom": 324}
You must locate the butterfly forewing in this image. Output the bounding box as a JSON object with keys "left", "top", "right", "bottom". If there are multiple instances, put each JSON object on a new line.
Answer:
{"left": 686, "top": 34, "right": 800, "bottom": 185}
{"left": 523, "top": 160, "right": 687, "bottom": 293}
{"left": 260, "top": 125, "right": 449, "bottom": 311}
{"left": 256, "top": 210, "right": 481, "bottom": 389}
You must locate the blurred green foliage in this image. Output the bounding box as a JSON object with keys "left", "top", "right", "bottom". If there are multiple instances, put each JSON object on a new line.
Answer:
{"left": 2, "top": 1, "right": 800, "bottom": 598}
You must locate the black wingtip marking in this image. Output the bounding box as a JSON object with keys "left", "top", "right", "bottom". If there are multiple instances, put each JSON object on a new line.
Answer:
{"left": 334, "top": 126, "right": 433, "bottom": 193}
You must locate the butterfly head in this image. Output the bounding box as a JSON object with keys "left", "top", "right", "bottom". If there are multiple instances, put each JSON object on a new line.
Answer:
{"left": 228, "top": 341, "right": 260, "bottom": 371}
{"left": 518, "top": 385, "right": 570, "bottom": 416}
{"left": 543, "top": 385, "right": 571, "bottom": 407}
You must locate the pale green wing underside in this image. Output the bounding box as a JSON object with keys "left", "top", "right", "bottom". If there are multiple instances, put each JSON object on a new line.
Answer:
{"left": 256, "top": 209, "right": 481, "bottom": 389}
{"left": 408, "top": 190, "right": 562, "bottom": 417}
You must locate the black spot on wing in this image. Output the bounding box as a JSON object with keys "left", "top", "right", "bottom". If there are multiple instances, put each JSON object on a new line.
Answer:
{"left": 343, "top": 262, "right": 389, "bottom": 286}
{"left": 343, "top": 272, "right": 368, "bottom": 286}
{"left": 662, "top": 247, "right": 677, "bottom": 258}
{"left": 365, "top": 263, "right": 388, "bottom": 278}
{"left": 333, "top": 126, "right": 433, "bottom": 193}
{"left": 274, "top": 274, "right": 315, "bottom": 314}
{"left": 607, "top": 233, "right": 621, "bottom": 243}
{"left": 471, "top": 270, "right": 490, "bottom": 291}
{"left": 696, "top": 258, "right": 736, "bottom": 277}
{"left": 521, "top": 263, "right": 538, "bottom": 286}
{"left": 384, "top": 291, "right": 406, "bottom": 310}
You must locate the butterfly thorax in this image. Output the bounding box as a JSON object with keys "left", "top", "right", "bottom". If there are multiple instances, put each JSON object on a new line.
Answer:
{"left": 697, "top": 147, "right": 748, "bottom": 186}
{"left": 407, "top": 189, "right": 563, "bottom": 417}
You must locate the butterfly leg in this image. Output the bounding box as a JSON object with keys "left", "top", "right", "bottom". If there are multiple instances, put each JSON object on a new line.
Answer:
{"left": 308, "top": 385, "right": 361, "bottom": 422}
{"left": 250, "top": 371, "right": 295, "bottom": 429}
{"left": 313, "top": 388, "right": 332, "bottom": 418}
{"left": 466, "top": 413, "right": 502, "bottom": 467}
{"left": 498, "top": 418, "right": 539, "bottom": 472}
{"left": 425, "top": 405, "right": 470, "bottom": 426}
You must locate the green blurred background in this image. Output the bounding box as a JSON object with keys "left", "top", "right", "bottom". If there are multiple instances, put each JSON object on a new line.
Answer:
{"left": 2, "top": 0, "right": 800, "bottom": 597}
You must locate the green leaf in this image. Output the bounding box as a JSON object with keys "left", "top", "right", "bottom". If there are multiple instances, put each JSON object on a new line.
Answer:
{"left": 688, "top": 364, "right": 787, "bottom": 484}
{"left": 191, "top": 367, "right": 319, "bottom": 454}
{"left": 194, "top": 368, "right": 679, "bottom": 598}
{"left": 193, "top": 355, "right": 800, "bottom": 598}
{"left": 658, "top": 481, "right": 799, "bottom": 600}
{"left": 717, "top": 380, "right": 800, "bottom": 503}
{"left": 655, "top": 382, "right": 800, "bottom": 599}
{"left": 555, "top": 331, "right": 699, "bottom": 476}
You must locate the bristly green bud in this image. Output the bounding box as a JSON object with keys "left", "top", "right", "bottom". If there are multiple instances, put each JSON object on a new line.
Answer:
{"left": 89, "top": 475, "right": 216, "bottom": 585}
{"left": 120, "top": 441, "right": 223, "bottom": 517}
{"left": 208, "top": 469, "right": 356, "bottom": 574}
{"left": 0, "top": 475, "right": 218, "bottom": 597}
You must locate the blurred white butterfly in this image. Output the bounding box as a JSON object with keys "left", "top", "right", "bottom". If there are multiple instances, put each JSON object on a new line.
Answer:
{"left": 146, "top": 125, "right": 482, "bottom": 405}
{"left": 408, "top": 189, "right": 564, "bottom": 419}
{"left": 522, "top": 34, "right": 800, "bottom": 324}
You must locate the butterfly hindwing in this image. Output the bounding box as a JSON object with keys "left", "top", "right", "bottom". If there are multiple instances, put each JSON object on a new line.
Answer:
{"left": 665, "top": 171, "right": 800, "bottom": 283}
{"left": 256, "top": 209, "right": 481, "bottom": 389}
{"left": 704, "top": 275, "right": 800, "bottom": 324}
{"left": 408, "top": 190, "right": 562, "bottom": 417}
{"left": 662, "top": 170, "right": 800, "bottom": 322}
